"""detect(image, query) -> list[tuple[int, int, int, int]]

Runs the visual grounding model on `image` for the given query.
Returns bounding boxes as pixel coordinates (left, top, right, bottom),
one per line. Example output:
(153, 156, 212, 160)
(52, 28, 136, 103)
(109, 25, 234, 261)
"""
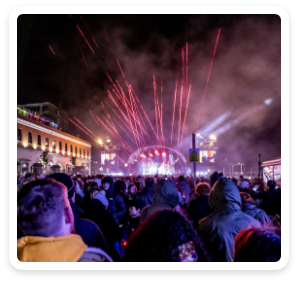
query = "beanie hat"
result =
(210, 171, 222, 188)
(91, 189, 109, 206)
(49, 173, 75, 199)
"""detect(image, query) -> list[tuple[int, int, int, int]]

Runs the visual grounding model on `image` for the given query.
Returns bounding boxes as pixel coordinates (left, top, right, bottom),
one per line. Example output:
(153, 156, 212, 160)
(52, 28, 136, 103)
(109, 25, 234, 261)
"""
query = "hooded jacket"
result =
(197, 177, 261, 262)
(135, 181, 155, 211)
(102, 177, 126, 224)
(176, 180, 191, 205)
(242, 203, 271, 226)
(139, 179, 179, 224)
(17, 234, 112, 262)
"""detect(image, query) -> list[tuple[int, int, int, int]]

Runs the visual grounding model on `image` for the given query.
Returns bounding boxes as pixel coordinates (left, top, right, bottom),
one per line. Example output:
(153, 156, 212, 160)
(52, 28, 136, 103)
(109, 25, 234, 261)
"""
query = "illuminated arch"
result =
(127, 145, 187, 164)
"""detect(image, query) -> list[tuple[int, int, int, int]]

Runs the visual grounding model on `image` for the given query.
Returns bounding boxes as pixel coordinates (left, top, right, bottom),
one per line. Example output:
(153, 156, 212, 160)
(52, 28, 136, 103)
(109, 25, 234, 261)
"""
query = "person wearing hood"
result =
(17, 179, 112, 262)
(176, 176, 191, 206)
(135, 177, 155, 211)
(240, 192, 271, 226)
(210, 171, 222, 188)
(139, 179, 180, 224)
(197, 177, 261, 262)
(102, 176, 127, 225)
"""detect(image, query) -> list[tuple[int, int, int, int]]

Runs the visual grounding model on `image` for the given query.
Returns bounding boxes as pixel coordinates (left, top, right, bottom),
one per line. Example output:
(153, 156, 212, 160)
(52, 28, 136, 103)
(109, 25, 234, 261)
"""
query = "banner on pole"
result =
(189, 149, 200, 162)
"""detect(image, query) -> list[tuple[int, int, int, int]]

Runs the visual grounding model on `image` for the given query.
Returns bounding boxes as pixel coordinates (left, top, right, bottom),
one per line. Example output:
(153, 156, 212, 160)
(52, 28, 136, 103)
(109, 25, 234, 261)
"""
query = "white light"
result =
(42, 146, 45, 151)
(33, 145, 37, 149)
(210, 134, 216, 141)
(124, 164, 128, 167)
(49, 148, 53, 152)
(23, 143, 27, 147)
(68, 152, 70, 156)
(264, 98, 272, 105)
(98, 139, 102, 145)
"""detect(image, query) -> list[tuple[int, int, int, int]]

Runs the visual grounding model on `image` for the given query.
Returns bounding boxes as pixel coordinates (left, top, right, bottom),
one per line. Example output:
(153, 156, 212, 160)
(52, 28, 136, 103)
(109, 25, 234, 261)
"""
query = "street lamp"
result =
(98, 139, 102, 146)
(238, 163, 245, 175)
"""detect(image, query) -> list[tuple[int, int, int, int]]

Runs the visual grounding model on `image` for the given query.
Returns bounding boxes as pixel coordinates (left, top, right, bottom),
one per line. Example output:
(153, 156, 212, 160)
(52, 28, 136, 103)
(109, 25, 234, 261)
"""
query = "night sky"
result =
(17, 14, 281, 170)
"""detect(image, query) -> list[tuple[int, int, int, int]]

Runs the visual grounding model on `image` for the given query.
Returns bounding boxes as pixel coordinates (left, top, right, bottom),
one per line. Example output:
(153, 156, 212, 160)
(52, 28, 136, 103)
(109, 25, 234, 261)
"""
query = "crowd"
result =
(17, 171, 281, 262)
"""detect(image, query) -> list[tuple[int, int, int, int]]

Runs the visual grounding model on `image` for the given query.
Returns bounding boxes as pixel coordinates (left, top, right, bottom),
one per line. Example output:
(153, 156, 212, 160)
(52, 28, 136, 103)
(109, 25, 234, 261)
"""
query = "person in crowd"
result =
(135, 175, 145, 192)
(114, 180, 130, 210)
(90, 187, 109, 209)
(188, 182, 212, 229)
(197, 177, 261, 262)
(135, 177, 155, 211)
(48, 173, 109, 253)
(17, 179, 112, 262)
(124, 210, 210, 262)
(139, 179, 180, 224)
(234, 227, 281, 262)
(240, 192, 270, 226)
(94, 174, 102, 188)
(176, 175, 191, 206)
(210, 171, 222, 188)
(237, 175, 244, 186)
(102, 176, 126, 225)
(251, 180, 281, 216)
(239, 179, 250, 193)
(127, 183, 137, 206)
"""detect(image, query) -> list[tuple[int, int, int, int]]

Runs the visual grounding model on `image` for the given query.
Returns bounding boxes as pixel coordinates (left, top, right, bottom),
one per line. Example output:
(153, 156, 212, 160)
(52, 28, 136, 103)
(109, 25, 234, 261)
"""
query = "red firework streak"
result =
(49, 45, 56, 55)
(177, 82, 184, 148)
(181, 80, 192, 140)
(67, 117, 97, 141)
(160, 81, 165, 150)
(76, 25, 95, 54)
(153, 76, 159, 145)
(73, 117, 98, 139)
(170, 77, 178, 147)
(195, 29, 221, 132)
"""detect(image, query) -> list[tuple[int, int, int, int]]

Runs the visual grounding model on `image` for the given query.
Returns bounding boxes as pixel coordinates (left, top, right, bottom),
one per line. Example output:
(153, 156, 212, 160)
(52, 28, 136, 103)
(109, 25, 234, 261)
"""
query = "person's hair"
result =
(25, 172, 32, 178)
(86, 181, 99, 192)
(267, 180, 276, 189)
(240, 192, 255, 206)
(145, 177, 154, 187)
(128, 183, 137, 193)
(96, 174, 101, 178)
(178, 175, 185, 182)
(114, 180, 126, 194)
(234, 227, 281, 262)
(240, 175, 244, 179)
(232, 178, 238, 185)
(195, 182, 211, 195)
(17, 179, 67, 237)
(124, 210, 210, 262)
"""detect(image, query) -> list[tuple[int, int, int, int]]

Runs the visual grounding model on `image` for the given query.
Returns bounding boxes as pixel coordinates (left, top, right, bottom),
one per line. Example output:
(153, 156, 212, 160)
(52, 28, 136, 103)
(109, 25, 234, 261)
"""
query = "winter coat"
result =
(251, 188, 281, 216)
(140, 179, 179, 224)
(176, 180, 191, 205)
(82, 199, 123, 251)
(103, 177, 127, 224)
(70, 201, 109, 254)
(135, 183, 155, 211)
(197, 177, 261, 262)
(17, 234, 113, 262)
(188, 195, 211, 229)
(242, 203, 271, 226)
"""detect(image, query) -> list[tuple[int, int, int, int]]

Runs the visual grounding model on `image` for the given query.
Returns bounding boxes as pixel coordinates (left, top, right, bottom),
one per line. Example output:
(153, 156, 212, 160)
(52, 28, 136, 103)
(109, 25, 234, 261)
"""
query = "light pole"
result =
(238, 163, 245, 175)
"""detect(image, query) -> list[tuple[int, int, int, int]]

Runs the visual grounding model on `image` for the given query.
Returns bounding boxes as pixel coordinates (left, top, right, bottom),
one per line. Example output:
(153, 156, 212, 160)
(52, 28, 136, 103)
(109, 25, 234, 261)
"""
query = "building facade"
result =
(17, 112, 91, 176)
(20, 102, 68, 133)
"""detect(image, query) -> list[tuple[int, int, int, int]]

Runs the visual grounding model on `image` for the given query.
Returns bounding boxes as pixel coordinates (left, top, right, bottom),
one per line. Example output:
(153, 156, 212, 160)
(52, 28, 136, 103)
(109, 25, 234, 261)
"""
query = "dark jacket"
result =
(103, 177, 127, 224)
(188, 195, 210, 229)
(140, 179, 179, 224)
(242, 203, 271, 225)
(135, 183, 155, 211)
(197, 177, 261, 262)
(70, 201, 109, 254)
(251, 188, 281, 216)
(81, 199, 123, 251)
(176, 180, 191, 205)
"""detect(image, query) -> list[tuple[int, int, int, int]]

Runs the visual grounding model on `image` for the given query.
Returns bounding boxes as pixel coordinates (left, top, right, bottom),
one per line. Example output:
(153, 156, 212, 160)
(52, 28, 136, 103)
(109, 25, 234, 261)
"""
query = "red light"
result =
(122, 240, 127, 246)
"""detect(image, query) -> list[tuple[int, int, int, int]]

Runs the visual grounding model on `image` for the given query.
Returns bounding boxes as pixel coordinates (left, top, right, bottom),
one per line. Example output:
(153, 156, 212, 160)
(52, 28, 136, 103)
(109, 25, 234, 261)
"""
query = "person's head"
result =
(209, 177, 241, 212)
(178, 175, 185, 182)
(234, 227, 281, 262)
(48, 173, 75, 202)
(114, 180, 126, 194)
(232, 178, 238, 185)
(153, 179, 179, 209)
(102, 176, 114, 191)
(24, 172, 32, 178)
(240, 192, 255, 206)
(128, 183, 137, 194)
(240, 175, 244, 180)
(210, 171, 222, 188)
(240, 180, 250, 190)
(17, 179, 74, 237)
(124, 210, 210, 262)
(195, 182, 211, 196)
(145, 177, 154, 188)
(86, 181, 99, 192)
(267, 180, 276, 190)
(136, 175, 143, 183)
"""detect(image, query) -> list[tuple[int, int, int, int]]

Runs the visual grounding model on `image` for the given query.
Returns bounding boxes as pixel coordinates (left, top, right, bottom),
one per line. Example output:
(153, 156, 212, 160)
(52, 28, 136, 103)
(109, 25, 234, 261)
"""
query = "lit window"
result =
(18, 129, 22, 141)
(28, 132, 32, 144)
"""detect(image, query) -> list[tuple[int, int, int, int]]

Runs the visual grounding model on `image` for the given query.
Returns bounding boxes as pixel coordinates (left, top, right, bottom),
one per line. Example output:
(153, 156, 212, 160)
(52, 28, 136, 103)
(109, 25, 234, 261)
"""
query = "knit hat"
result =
(49, 173, 75, 199)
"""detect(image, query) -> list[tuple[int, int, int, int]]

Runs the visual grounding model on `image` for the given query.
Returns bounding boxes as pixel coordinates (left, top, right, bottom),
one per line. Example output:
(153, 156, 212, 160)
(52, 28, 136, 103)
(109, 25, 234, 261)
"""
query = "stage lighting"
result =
(210, 134, 216, 140)
(162, 152, 166, 157)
